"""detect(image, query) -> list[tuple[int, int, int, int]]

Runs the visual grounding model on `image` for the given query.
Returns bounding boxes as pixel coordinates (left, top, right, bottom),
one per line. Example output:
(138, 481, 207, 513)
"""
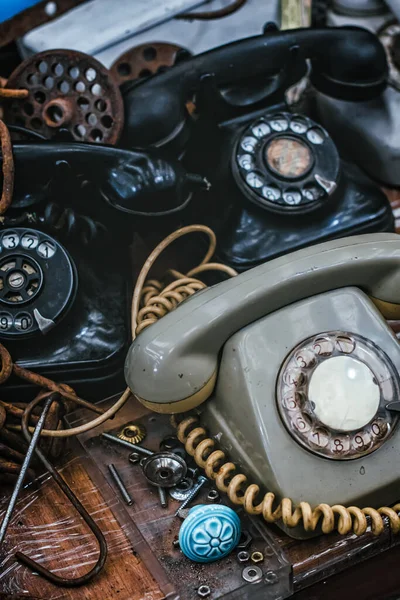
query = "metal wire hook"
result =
(15, 393, 108, 587)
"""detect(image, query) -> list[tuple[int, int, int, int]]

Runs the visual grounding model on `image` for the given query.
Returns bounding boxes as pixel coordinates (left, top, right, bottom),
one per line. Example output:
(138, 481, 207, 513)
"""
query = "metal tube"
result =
(101, 432, 153, 456)
(108, 464, 134, 506)
(0, 395, 53, 546)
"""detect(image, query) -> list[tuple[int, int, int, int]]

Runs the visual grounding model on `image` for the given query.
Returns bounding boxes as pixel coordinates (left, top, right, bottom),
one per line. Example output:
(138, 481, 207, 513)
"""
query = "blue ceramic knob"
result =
(179, 504, 241, 563)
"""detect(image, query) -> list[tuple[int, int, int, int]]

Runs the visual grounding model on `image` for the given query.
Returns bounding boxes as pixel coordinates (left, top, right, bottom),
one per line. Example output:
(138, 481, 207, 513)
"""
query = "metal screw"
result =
(197, 584, 211, 597)
(174, 475, 207, 516)
(158, 486, 168, 508)
(108, 464, 134, 506)
(172, 538, 180, 548)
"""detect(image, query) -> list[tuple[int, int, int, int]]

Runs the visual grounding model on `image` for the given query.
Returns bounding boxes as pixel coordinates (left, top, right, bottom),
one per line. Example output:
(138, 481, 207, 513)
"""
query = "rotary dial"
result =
(233, 112, 340, 213)
(276, 332, 399, 460)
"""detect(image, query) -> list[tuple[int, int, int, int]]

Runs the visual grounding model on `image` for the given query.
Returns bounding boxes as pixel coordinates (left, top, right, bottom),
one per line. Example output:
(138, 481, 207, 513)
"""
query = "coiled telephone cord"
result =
(175, 416, 400, 537)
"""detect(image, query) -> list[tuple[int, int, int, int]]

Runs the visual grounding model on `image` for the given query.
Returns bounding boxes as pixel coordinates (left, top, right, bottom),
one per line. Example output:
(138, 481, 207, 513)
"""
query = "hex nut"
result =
(207, 489, 220, 502)
(251, 551, 264, 563)
(237, 551, 250, 563)
(236, 530, 252, 550)
(128, 452, 141, 465)
(198, 584, 211, 597)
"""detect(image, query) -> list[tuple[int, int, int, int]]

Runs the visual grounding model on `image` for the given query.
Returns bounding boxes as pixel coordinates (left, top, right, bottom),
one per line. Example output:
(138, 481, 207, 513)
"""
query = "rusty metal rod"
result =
(0, 395, 53, 546)
(15, 394, 108, 587)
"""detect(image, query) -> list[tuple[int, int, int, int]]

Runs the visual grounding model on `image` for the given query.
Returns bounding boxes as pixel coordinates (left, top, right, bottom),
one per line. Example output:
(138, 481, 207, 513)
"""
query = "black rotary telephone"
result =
(0, 140, 207, 399)
(121, 26, 394, 270)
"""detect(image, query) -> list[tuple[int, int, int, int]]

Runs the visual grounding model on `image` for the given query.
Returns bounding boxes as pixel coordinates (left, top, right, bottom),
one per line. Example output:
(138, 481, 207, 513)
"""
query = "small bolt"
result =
(172, 538, 180, 548)
(251, 551, 264, 563)
(129, 452, 141, 465)
(174, 476, 207, 516)
(158, 486, 168, 508)
(197, 584, 211, 598)
(237, 551, 250, 563)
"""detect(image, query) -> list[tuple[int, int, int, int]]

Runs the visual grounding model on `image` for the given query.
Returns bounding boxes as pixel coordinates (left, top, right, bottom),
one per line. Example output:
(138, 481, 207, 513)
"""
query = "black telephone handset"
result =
(119, 26, 394, 270)
(0, 141, 207, 399)
(121, 26, 387, 152)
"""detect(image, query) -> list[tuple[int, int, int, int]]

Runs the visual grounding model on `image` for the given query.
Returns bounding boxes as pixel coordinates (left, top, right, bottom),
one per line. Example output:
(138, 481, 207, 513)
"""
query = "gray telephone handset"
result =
(125, 233, 400, 537)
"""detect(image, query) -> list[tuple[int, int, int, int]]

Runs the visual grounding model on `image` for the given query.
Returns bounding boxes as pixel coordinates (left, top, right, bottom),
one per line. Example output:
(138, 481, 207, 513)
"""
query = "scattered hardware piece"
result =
(197, 584, 211, 598)
(102, 432, 153, 456)
(118, 422, 146, 444)
(237, 551, 250, 563)
(207, 489, 220, 503)
(160, 436, 182, 452)
(175, 475, 207, 516)
(142, 452, 187, 488)
(265, 571, 278, 585)
(4, 49, 124, 144)
(111, 43, 191, 86)
(169, 477, 194, 501)
(179, 505, 241, 563)
(176, 507, 190, 520)
(158, 486, 168, 508)
(0, 394, 53, 545)
(251, 551, 264, 564)
(236, 530, 253, 550)
(129, 452, 141, 465)
(172, 538, 180, 548)
(16, 394, 107, 587)
(108, 463, 134, 506)
(242, 565, 263, 583)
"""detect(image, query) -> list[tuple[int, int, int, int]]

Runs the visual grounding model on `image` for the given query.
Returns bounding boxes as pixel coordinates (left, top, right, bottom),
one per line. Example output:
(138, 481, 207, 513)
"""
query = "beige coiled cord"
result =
(133, 225, 400, 537)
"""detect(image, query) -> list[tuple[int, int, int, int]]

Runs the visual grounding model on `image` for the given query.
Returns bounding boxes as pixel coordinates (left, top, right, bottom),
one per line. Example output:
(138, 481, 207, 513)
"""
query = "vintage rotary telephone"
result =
(314, 1, 400, 186)
(125, 233, 400, 539)
(121, 26, 394, 269)
(0, 139, 207, 398)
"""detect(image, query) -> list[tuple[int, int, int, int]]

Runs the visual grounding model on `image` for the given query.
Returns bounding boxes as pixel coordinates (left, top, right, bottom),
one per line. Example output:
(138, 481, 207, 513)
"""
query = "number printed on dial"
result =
(2, 233, 20, 249)
(21, 233, 39, 249)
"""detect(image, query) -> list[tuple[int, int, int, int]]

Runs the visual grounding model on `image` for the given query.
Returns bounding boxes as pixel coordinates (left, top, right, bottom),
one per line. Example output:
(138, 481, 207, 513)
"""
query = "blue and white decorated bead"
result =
(179, 504, 241, 563)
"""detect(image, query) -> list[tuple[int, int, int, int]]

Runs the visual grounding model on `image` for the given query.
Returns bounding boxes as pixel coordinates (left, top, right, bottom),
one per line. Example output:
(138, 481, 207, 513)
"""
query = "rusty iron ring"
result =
(0, 119, 14, 215)
(4, 49, 124, 145)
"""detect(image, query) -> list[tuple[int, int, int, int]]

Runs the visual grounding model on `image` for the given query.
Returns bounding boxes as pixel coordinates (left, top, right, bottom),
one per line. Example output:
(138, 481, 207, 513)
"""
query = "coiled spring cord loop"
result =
(175, 416, 400, 536)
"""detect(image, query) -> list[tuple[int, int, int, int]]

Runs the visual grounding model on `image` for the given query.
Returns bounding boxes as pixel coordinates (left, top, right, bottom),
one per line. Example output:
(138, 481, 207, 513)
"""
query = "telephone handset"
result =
(125, 233, 400, 537)
(121, 26, 387, 152)
(0, 141, 206, 400)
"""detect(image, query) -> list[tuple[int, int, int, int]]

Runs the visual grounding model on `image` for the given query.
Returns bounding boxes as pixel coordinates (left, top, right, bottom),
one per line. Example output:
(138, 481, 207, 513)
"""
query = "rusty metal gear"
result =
(4, 49, 124, 145)
(111, 42, 191, 86)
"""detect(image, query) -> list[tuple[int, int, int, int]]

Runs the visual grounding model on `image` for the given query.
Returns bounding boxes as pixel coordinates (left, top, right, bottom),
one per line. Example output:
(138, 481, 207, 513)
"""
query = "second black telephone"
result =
(121, 26, 394, 269)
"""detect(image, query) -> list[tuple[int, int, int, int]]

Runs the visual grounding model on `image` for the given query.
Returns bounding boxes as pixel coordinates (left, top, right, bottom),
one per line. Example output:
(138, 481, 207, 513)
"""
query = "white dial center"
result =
(308, 356, 380, 432)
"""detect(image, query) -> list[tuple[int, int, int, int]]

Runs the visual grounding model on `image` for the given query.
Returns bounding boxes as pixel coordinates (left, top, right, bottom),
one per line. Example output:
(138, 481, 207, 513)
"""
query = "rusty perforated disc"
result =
(4, 49, 124, 145)
(111, 42, 191, 85)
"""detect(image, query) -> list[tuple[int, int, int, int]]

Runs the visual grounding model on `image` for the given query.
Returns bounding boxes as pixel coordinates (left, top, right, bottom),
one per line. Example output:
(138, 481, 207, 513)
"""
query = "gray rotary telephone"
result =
(125, 234, 400, 538)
